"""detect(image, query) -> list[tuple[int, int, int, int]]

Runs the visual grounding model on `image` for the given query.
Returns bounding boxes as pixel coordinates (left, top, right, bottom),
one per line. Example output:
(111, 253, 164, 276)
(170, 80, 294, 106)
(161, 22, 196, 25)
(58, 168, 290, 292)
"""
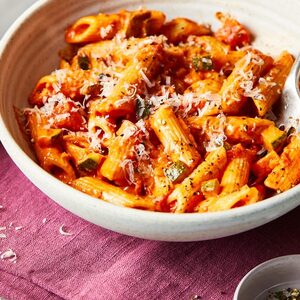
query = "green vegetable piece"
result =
(192, 56, 213, 72)
(164, 161, 187, 183)
(202, 180, 217, 193)
(78, 56, 90, 70)
(136, 97, 150, 119)
(78, 153, 101, 171)
(271, 132, 287, 150)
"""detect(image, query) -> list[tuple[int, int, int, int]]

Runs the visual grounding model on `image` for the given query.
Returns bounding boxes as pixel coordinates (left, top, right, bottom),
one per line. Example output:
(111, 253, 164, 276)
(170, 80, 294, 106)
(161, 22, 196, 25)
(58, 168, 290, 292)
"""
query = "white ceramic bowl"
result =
(0, 0, 300, 241)
(234, 255, 300, 300)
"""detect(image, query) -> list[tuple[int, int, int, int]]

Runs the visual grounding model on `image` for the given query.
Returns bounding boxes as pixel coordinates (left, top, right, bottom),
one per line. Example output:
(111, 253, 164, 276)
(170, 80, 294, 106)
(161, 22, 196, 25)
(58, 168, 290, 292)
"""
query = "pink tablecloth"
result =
(0, 144, 299, 300)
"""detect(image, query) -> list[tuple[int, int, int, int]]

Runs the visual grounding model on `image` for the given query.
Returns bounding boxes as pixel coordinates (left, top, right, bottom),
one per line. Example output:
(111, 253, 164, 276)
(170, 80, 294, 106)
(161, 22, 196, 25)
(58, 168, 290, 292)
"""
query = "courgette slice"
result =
(164, 161, 188, 183)
(78, 153, 102, 171)
(261, 125, 287, 151)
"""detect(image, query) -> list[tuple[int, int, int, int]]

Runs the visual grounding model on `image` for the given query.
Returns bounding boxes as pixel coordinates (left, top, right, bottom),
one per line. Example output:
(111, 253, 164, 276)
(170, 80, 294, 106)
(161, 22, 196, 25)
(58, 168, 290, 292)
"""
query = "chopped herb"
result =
(136, 97, 150, 119)
(78, 153, 101, 171)
(192, 56, 213, 72)
(78, 56, 90, 70)
(268, 288, 300, 300)
(164, 161, 187, 183)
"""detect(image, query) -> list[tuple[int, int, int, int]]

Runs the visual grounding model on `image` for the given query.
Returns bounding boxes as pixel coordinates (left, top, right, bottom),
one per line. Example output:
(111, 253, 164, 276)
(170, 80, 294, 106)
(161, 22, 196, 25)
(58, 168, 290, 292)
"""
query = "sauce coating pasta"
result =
(21, 9, 299, 213)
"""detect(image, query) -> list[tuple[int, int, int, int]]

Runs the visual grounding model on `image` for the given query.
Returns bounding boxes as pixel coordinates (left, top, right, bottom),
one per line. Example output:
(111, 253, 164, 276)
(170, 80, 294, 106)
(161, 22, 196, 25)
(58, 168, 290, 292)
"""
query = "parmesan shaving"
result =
(165, 76, 171, 85)
(59, 225, 73, 236)
(120, 159, 136, 185)
(139, 69, 155, 88)
(100, 24, 113, 38)
(1, 249, 17, 263)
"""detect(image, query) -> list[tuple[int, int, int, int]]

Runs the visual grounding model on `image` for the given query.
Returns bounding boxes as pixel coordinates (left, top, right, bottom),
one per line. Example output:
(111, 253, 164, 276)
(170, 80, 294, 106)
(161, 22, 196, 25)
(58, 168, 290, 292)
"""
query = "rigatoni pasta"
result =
(20, 8, 298, 214)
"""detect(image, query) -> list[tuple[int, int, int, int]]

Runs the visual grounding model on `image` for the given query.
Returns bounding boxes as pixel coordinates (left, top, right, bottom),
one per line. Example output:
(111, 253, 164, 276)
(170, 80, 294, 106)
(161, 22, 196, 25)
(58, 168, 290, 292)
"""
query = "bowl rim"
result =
(0, 0, 300, 227)
(233, 254, 300, 300)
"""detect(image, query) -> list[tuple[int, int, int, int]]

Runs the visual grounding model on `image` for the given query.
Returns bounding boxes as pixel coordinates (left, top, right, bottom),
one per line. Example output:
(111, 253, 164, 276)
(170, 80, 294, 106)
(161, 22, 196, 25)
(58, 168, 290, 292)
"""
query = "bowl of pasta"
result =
(0, 0, 300, 241)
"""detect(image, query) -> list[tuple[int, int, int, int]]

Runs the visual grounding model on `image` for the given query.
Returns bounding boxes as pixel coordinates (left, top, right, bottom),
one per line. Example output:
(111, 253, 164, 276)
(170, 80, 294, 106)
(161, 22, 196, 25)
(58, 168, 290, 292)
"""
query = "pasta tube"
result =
(150, 105, 201, 169)
(167, 147, 227, 213)
(161, 18, 211, 44)
(252, 51, 294, 116)
(95, 44, 163, 116)
(72, 177, 156, 210)
(66, 14, 121, 43)
(187, 116, 274, 144)
(198, 185, 260, 212)
(220, 50, 273, 114)
(100, 120, 139, 186)
(220, 145, 251, 194)
(252, 150, 280, 180)
(27, 112, 75, 183)
(265, 135, 300, 192)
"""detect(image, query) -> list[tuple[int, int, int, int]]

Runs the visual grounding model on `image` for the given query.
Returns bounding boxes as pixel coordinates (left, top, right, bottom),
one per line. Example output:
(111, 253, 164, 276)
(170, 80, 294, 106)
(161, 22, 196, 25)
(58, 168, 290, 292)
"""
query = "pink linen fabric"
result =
(0, 144, 300, 300)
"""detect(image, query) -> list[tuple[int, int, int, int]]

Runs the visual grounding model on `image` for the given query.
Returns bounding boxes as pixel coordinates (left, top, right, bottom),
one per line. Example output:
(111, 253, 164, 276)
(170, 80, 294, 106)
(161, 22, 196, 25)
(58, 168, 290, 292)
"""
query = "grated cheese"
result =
(0, 249, 17, 263)
(165, 76, 171, 85)
(99, 74, 118, 98)
(120, 159, 136, 185)
(139, 69, 155, 88)
(59, 225, 73, 236)
(100, 24, 113, 39)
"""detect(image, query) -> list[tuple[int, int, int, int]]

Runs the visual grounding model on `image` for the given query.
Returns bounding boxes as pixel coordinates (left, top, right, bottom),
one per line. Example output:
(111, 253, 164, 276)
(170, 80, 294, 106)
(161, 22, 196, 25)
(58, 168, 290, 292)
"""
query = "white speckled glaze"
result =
(234, 255, 300, 300)
(0, 0, 299, 241)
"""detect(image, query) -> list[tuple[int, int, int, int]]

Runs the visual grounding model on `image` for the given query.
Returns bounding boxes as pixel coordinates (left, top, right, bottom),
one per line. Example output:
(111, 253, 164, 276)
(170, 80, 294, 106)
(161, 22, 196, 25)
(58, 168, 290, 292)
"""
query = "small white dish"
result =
(0, 0, 300, 241)
(234, 255, 300, 300)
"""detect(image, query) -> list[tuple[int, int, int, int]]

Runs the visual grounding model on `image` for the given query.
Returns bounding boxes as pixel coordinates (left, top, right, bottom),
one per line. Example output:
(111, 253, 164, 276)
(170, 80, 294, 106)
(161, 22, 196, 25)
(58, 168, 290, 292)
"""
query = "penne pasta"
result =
(198, 185, 260, 212)
(21, 9, 299, 213)
(220, 144, 252, 194)
(100, 120, 139, 186)
(95, 44, 163, 116)
(252, 51, 295, 116)
(220, 50, 273, 114)
(187, 116, 274, 144)
(161, 18, 211, 44)
(150, 105, 201, 170)
(27, 112, 75, 183)
(72, 177, 156, 210)
(252, 150, 280, 180)
(167, 147, 227, 213)
(265, 135, 300, 192)
(66, 14, 121, 44)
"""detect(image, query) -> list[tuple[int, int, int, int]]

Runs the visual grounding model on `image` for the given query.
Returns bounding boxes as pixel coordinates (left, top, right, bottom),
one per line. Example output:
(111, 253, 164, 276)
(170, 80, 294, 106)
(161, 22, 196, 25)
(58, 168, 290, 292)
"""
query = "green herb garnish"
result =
(164, 161, 187, 183)
(78, 56, 90, 70)
(192, 56, 213, 72)
(136, 97, 150, 119)
(268, 288, 300, 300)
(78, 153, 101, 171)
